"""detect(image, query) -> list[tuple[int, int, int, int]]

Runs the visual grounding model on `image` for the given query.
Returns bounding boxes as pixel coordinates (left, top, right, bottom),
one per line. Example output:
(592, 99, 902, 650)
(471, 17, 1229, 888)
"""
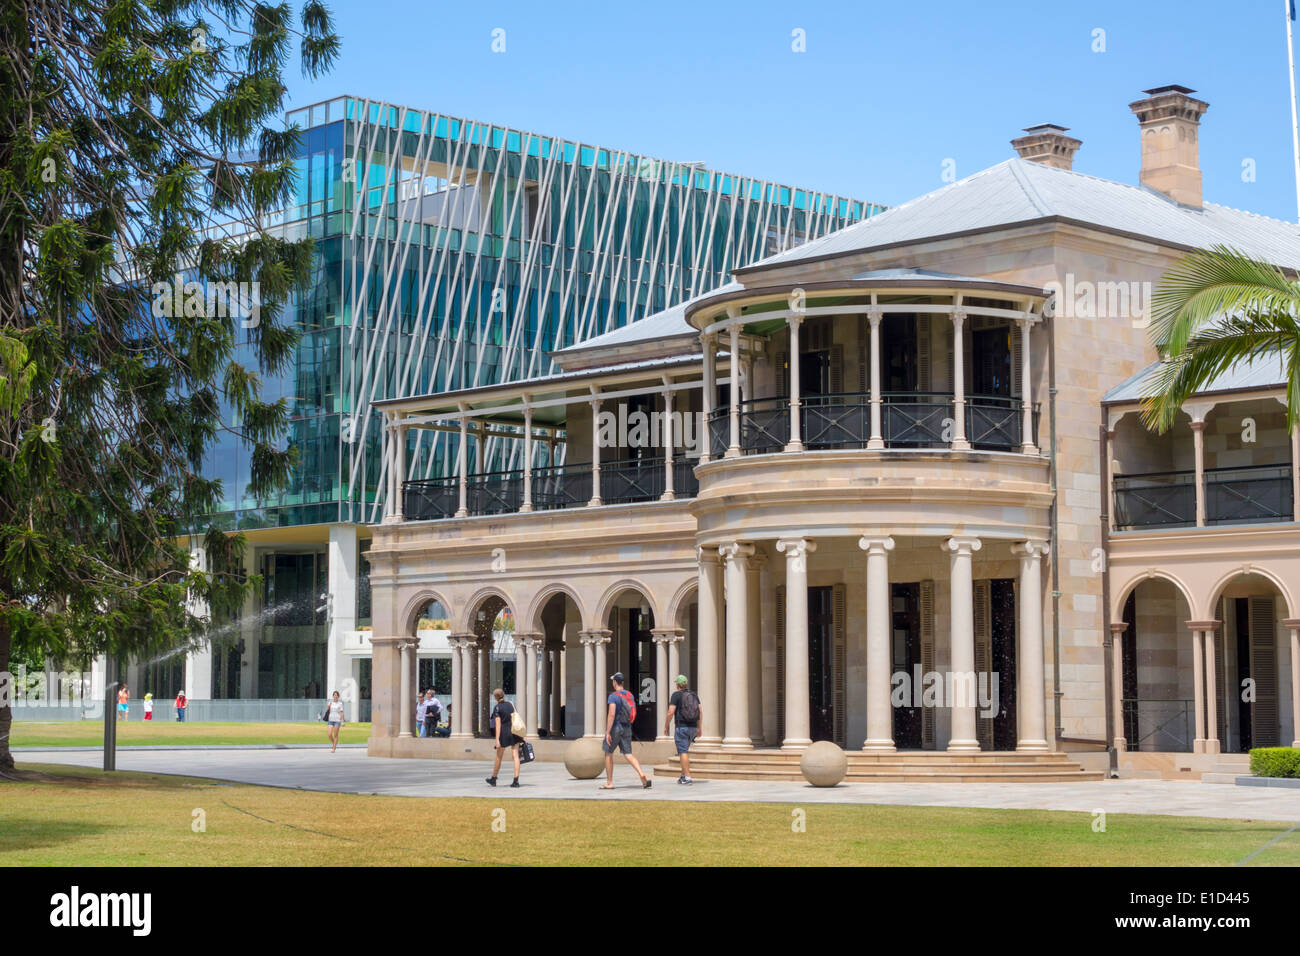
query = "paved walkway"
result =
(19, 748, 1300, 822)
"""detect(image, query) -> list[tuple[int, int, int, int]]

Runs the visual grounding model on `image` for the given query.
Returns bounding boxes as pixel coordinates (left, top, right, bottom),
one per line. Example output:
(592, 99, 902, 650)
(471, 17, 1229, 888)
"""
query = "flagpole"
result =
(1287, 0, 1300, 221)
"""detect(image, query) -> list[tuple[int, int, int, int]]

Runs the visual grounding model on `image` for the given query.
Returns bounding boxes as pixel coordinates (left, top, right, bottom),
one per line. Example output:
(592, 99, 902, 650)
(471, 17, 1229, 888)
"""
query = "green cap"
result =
(675, 675, 688, 686)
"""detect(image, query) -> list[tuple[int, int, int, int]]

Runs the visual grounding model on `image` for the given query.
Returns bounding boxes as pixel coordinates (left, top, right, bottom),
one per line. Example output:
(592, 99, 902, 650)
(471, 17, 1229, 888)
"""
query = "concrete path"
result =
(18, 748, 1300, 822)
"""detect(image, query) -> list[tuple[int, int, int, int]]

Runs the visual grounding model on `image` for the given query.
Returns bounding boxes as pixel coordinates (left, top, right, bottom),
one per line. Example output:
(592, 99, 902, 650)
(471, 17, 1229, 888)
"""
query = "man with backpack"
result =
(663, 675, 701, 785)
(422, 689, 443, 738)
(600, 672, 652, 790)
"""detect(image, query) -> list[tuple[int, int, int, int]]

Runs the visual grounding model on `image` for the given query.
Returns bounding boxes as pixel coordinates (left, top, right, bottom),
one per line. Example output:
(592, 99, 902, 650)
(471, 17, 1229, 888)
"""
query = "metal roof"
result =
(1103, 354, 1289, 404)
(552, 282, 742, 355)
(737, 158, 1300, 273)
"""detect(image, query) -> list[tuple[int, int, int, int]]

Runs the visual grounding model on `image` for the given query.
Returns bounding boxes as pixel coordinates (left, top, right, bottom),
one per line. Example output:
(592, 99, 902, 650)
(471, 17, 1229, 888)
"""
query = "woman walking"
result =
(486, 688, 521, 788)
(325, 690, 345, 753)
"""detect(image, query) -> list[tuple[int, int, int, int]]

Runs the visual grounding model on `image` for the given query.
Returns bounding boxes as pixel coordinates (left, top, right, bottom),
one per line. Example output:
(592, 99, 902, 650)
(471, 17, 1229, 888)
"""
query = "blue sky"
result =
(283, 0, 1300, 222)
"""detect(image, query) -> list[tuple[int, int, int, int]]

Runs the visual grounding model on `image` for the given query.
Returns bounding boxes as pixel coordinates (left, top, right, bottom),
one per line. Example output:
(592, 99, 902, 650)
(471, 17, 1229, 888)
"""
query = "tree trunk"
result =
(0, 616, 13, 770)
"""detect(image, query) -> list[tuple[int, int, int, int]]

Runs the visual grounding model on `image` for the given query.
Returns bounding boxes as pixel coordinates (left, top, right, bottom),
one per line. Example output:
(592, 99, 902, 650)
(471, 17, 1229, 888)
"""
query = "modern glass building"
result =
(166, 95, 881, 714)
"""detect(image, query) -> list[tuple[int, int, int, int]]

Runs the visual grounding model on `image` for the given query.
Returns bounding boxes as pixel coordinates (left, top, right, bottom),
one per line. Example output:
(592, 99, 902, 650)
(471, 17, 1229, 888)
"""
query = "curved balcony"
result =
(707, 392, 1039, 457)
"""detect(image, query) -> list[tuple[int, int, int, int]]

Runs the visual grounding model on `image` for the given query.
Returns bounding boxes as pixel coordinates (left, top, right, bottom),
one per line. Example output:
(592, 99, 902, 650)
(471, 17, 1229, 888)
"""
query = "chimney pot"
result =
(1129, 85, 1209, 207)
(1010, 124, 1082, 170)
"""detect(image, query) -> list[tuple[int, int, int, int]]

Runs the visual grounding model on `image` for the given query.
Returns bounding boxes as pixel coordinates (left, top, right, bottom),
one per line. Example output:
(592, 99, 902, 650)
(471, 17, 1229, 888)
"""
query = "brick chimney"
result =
(1010, 124, 1082, 170)
(1128, 85, 1210, 207)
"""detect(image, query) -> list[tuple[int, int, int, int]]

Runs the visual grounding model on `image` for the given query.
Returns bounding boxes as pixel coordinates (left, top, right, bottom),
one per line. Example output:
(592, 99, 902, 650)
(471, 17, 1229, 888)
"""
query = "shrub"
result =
(1249, 747, 1300, 778)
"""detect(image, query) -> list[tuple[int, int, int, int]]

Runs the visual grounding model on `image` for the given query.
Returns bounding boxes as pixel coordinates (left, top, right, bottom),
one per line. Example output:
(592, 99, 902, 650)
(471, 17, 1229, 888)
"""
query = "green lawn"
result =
(2, 762, 1297, 866)
(9, 721, 371, 748)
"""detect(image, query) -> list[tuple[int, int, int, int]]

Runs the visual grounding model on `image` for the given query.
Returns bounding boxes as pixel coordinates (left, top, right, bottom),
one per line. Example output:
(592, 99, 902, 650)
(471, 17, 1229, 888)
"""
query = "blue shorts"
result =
(674, 725, 697, 754)
(328, 720, 341, 727)
(602, 723, 633, 755)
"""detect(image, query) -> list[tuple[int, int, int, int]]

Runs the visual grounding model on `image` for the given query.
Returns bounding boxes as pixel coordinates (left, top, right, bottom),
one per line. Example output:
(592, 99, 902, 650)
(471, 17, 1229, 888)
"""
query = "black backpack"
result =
(678, 691, 700, 724)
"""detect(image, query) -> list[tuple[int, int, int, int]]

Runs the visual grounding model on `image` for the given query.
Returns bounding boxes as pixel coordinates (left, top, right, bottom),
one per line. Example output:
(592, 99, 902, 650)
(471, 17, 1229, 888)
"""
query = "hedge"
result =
(1249, 747, 1300, 778)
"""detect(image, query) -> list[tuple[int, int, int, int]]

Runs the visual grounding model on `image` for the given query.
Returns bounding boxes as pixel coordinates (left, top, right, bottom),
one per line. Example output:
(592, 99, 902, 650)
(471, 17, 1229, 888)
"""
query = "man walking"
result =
(663, 674, 701, 784)
(422, 689, 442, 738)
(599, 672, 651, 790)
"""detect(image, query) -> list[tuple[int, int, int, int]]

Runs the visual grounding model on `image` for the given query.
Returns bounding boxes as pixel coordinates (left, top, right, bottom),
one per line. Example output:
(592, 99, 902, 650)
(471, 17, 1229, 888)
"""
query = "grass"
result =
(9, 721, 372, 748)
(2, 762, 1298, 866)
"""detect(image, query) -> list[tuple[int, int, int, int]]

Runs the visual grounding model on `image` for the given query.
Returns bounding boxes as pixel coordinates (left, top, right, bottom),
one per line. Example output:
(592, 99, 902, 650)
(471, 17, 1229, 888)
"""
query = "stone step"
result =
(686, 749, 1078, 765)
(656, 749, 1103, 783)
(654, 764, 1107, 783)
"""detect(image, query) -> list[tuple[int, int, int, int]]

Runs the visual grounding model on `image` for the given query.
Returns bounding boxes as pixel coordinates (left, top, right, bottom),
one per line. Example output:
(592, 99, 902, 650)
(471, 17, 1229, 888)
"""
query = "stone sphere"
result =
(800, 741, 848, 787)
(564, 737, 606, 779)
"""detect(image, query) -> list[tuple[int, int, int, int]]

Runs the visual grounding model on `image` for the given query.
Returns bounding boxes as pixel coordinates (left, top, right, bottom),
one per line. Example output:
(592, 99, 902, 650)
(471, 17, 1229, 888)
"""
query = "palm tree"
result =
(1142, 245, 1300, 433)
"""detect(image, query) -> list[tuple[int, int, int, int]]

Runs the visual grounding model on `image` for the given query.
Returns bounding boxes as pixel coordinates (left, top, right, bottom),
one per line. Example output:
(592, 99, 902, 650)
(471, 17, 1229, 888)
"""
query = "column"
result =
(592, 629, 611, 732)
(524, 633, 540, 736)
(589, 396, 603, 506)
(726, 314, 742, 458)
(696, 546, 723, 746)
(184, 541, 212, 701)
(950, 310, 970, 451)
(449, 638, 464, 737)
(859, 535, 895, 751)
(549, 643, 562, 735)
(867, 308, 884, 449)
(661, 386, 675, 500)
(1018, 318, 1037, 454)
(1191, 419, 1207, 527)
(477, 639, 489, 735)
(539, 641, 551, 734)
(746, 552, 764, 745)
(1105, 424, 1117, 533)
(944, 535, 982, 751)
(327, 524, 359, 722)
(652, 631, 670, 741)
(514, 638, 527, 731)
(785, 315, 804, 453)
(1109, 622, 1128, 752)
(1286, 619, 1300, 748)
(368, 636, 402, 738)
(775, 537, 815, 750)
(667, 632, 682, 684)
(394, 423, 407, 520)
(701, 332, 715, 464)
(465, 637, 478, 736)
(581, 632, 596, 737)
(720, 542, 755, 749)
(399, 640, 415, 737)
(455, 416, 469, 517)
(520, 404, 534, 512)
(1204, 624, 1220, 755)
(1291, 425, 1300, 520)
(1011, 540, 1050, 751)
(1191, 627, 1206, 753)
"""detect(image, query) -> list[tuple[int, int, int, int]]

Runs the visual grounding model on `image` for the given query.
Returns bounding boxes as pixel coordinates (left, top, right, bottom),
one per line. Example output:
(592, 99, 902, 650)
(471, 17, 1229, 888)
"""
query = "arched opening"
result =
(409, 597, 451, 734)
(602, 585, 659, 741)
(465, 593, 516, 738)
(1207, 573, 1291, 751)
(534, 590, 582, 738)
(1118, 578, 1196, 752)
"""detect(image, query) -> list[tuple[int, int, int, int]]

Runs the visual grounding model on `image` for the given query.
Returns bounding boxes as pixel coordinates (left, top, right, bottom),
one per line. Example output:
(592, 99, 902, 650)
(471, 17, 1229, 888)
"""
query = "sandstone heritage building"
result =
(366, 87, 1300, 780)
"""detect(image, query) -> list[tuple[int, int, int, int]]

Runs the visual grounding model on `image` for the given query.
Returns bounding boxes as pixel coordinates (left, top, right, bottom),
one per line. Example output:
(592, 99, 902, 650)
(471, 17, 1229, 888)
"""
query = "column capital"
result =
(696, 545, 723, 565)
(866, 307, 883, 327)
(514, 631, 543, 649)
(775, 537, 817, 559)
(951, 308, 967, 328)
(1010, 539, 1050, 560)
(579, 628, 612, 646)
(1182, 400, 1215, 424)
(786, 312, 804, 330)
(1283, 618, 1300, 630)
(718, 541, 756, 562)
(650, 626, 686, 644)
(941, 535, 982, 556)
(857, 535, 895, 555)
(1109, 621, 1130, 635)
(449, 633, 477, 650)
(1188, 419, 1206, 433)
(1015, 315, 1033, 331)
(1185, 620, 1221, 632)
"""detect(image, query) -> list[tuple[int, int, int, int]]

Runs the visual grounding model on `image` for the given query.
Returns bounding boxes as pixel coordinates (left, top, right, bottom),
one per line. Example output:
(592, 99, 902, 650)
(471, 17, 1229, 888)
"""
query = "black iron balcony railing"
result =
(1114, 463, 1294, 530)
(1122, 698, 1193, 753)
(401, 456, 699, 520)
(1206, 464, 1294, 525)
(706, 392, 1039, 457)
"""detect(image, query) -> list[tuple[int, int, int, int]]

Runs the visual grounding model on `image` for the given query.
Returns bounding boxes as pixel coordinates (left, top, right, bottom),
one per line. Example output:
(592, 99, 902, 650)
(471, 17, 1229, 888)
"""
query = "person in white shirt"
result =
(326, 690, 345, 752)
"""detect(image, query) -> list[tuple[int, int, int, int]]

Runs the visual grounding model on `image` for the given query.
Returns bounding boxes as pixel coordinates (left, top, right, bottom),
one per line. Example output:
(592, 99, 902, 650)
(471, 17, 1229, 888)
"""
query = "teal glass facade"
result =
(205, 96, 881, 530)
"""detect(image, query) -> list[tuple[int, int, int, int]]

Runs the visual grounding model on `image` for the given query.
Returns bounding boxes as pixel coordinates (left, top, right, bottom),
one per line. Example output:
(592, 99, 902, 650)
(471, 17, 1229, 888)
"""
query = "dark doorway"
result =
(799, 349, 832, 398)
(1121, 591, 1138, 744)
(989, 579, 1018, 750)
(626, 607, 657, 741)
(970, 326, 1012, 398)
(1235, 597, 1253, 752)
(881, 315, 918, 393)
(892, 582, 923, 749)
(809, 586, 835, 742)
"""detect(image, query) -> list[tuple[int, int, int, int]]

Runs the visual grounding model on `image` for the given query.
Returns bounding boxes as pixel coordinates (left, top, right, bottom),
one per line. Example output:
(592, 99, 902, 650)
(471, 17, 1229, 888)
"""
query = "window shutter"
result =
(974, 579, 993, 751)
(775, 585, 786, 742)
(830, 344, 844, 396)
(833, 583, 847, 746)
(858, 345, 869, 395)
(1249, 595, 1279, 747)
(1010, 324, 1022, 399)
(917, 316, 932, 392)
(920, 580, 936, 749)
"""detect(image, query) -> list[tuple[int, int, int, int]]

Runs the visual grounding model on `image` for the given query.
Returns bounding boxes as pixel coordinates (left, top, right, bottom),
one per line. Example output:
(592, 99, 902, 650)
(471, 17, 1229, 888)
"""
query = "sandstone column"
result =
(653, 630, 670, 741)
(776, 537, 815, 750)
(1286, 619, 1300, 748)
(1203, 623, 1220, 755)
(581, 632, 596, 737)
(726, 314, 742, 458)
(1018, 318, 1038, 455)
(867, 307, 884, 449)
(1109, 622, 1128, 752)
(859, 535, 896, 751)
(746, 551, 764, 745)
(720, 542, 756, 750)
(398, 639, 415, 738)
(1191, 627, 1206, 753)
(550, 641, 563, 735)
(786, 315, 805, 453)
(1012, 540, 1050, 751)
(696, 546, 724, 746)
(944, 535, 982, 751)
(949, 310, 970, 451)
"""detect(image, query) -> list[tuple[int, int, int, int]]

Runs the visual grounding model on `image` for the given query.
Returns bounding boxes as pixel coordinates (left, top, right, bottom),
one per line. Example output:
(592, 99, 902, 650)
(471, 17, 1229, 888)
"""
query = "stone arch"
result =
(1110, 569, 1196, 623)
(666, 577, 699, 630)
(401, 589, 454, 636)
(593, 578, 662, 629)
(1204, 566, 1296, 622)
(457, 584, 518, 635)
(523, 582, 587, 636)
